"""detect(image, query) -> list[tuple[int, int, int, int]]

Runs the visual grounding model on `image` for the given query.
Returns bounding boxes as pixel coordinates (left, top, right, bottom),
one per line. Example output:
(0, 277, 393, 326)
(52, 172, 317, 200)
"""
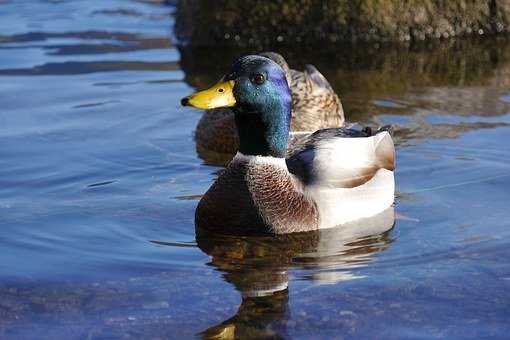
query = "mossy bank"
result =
(175, 0, 510, 46)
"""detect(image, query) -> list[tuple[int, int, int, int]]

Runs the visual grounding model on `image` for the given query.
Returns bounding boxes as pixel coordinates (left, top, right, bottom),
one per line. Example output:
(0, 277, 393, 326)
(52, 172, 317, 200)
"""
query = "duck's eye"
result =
(251, 73, 265, 85)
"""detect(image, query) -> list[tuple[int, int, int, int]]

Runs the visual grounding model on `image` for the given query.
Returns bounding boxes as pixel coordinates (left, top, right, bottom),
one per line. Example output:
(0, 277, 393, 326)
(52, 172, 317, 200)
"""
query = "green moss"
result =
(175, 0, 510, 46)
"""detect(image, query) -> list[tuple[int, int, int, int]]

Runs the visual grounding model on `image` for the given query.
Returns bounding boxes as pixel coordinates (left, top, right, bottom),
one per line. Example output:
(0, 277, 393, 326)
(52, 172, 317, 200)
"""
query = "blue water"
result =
(1, 1, 510, 339)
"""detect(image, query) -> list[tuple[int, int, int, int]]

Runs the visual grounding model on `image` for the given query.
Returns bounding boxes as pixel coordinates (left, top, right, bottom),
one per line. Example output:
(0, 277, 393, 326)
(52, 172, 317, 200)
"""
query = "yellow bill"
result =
(181, 80, 236, 109)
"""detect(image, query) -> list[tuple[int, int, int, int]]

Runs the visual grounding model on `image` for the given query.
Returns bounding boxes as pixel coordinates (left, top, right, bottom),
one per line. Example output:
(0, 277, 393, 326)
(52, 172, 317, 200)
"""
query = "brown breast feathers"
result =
(196, 160, 319, 235)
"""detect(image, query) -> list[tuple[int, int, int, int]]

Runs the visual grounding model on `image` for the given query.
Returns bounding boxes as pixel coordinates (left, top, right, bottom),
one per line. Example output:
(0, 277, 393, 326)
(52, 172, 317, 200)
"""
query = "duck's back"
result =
(288, 66, 344, 131)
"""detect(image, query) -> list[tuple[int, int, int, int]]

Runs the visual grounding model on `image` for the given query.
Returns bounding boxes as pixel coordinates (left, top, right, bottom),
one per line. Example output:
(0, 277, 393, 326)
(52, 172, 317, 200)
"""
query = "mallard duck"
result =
(181, 55, 395, 235)
(194, 52, 344, 158)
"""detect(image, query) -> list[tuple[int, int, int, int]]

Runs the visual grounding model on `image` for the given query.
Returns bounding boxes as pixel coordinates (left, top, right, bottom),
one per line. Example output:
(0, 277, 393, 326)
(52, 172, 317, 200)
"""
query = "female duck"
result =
(194, 52, 344, 157)
(182, 55, 395, 235)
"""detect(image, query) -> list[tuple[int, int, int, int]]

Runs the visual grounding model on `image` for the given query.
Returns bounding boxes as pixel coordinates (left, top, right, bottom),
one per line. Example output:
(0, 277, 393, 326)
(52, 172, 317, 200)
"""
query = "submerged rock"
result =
(175, 0, 510, 46)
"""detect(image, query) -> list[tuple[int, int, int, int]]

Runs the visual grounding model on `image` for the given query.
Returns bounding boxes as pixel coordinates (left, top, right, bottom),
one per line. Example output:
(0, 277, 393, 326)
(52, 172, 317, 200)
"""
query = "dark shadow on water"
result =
(178, 38, 510, 118)
(179, 38, 510, 165)
(196, 208, 396, 339)
(179, 38, 510, 90)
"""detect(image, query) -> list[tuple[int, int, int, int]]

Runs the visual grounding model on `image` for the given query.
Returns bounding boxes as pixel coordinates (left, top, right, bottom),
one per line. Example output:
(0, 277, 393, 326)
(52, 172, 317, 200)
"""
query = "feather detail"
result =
(198, 128, 396, 233)
(286, 127, 396, 229)
(197, 154, 319, 234)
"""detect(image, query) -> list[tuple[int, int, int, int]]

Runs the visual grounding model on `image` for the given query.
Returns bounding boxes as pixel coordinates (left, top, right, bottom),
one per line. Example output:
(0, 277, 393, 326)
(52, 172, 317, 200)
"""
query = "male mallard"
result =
(181, 55, 395, 235)
(194, 52, 344, 157)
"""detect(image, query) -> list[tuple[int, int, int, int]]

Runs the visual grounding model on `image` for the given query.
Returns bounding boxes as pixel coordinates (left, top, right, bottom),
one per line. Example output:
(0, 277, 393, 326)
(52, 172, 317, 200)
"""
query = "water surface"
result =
(1, 1, 510, 339)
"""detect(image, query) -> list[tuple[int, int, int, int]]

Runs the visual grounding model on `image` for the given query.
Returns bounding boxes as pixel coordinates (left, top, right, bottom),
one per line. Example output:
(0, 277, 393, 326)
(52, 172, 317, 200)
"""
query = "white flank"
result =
(309, 132, 391, 186)
(233, 132, 395, 229)
(303, 131, 395, 228)
(306, 168, 395, 229)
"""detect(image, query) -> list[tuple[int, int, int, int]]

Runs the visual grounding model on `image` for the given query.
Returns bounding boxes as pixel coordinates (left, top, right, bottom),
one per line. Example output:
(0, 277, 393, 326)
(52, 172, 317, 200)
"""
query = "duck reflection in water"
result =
(196, 207, 395, 339)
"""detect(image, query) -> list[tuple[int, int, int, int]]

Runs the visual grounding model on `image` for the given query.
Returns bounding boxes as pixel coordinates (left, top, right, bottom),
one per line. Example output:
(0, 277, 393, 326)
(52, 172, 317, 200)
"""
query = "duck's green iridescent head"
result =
(182, 55, 292, 158)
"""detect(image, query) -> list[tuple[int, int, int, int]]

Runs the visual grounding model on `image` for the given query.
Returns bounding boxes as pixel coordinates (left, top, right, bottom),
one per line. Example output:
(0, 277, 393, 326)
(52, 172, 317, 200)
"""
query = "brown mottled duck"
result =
(194, 52, 344, 162)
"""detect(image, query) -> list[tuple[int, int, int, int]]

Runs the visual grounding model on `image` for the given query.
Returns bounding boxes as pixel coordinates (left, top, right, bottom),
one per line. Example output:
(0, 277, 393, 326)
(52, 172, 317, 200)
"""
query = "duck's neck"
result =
(234, 105, 290, 158)
(233, 152, 288, 169)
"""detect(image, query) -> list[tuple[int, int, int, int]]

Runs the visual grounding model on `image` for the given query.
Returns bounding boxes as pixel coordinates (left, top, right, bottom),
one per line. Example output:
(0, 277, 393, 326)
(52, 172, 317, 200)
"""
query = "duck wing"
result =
(286, 126, 395, 188)
(286, 126, 395, 228)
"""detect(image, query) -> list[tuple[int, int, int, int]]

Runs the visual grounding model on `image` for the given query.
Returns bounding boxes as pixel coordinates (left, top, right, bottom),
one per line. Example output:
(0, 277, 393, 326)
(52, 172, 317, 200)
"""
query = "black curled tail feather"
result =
(361, 125, 394, 137)
(376, 125, 394, 136)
